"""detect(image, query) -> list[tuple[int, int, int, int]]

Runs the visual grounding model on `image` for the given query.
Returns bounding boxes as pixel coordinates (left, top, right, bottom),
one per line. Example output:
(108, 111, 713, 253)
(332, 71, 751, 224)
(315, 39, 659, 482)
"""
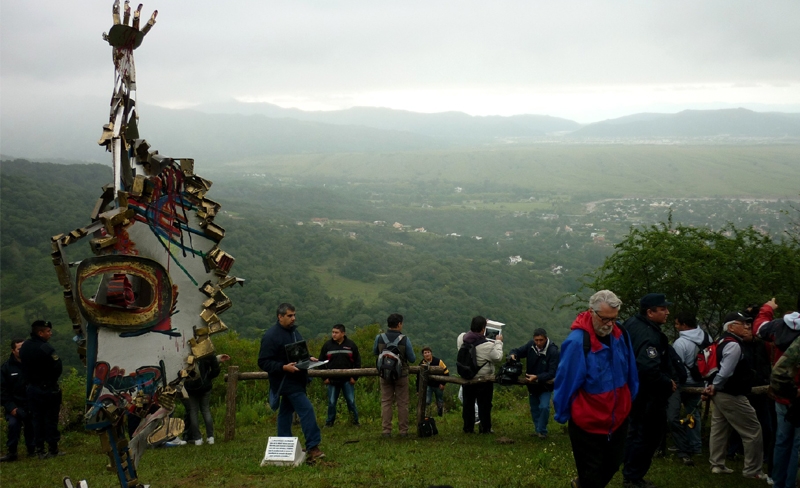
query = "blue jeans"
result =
(426, 386, 444, 406)
(326, 382, 359, 424)
(773, 402, 800, 488)
(184, 390, 214, 441)
(528, 390, 552, 435)
(277, 390, 321, 449)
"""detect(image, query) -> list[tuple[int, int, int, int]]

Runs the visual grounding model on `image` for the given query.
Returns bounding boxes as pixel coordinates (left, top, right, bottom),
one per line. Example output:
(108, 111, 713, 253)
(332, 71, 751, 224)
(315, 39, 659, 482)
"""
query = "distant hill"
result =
(193, 100, 583, 141)
(569, 108, 800, 139)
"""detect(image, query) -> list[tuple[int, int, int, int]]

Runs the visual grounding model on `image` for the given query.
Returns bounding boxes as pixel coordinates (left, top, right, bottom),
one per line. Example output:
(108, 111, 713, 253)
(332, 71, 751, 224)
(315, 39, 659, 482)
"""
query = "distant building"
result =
(508, 256, 522, 265)
(414, 227, 427, 233)
(392, 222, 404, 229)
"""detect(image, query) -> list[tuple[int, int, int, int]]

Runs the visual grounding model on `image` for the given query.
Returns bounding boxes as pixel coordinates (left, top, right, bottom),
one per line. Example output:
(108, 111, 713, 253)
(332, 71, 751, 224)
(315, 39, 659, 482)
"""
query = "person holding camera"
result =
(456, 316, 503, 434)
(0, 339, 35, 462)
(510, 328, 560, 439)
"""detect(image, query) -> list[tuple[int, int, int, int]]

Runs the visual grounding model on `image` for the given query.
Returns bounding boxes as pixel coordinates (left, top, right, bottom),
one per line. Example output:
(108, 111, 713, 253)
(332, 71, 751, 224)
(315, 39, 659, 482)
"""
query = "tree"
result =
(583, 218, 800, 338)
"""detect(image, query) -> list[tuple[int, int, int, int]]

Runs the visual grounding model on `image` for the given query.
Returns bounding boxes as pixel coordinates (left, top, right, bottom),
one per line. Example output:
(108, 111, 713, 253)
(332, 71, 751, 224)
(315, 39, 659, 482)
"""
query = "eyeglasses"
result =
(592, 309, 618, 324)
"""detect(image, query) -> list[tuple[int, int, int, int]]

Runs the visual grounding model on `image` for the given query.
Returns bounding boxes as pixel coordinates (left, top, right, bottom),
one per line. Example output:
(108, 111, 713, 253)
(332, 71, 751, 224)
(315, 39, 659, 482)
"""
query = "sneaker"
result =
(165, 439, 187, 447)
(437, 406, 443, 417)
(744, 473, 772, 483)
(623, 479, 656, 488)
(306, 446, 325, 462)
(324, 422, 334, 427)
(679, 456, 695, 466)
(206, 437, 214, 445)
(381, 433, 391, 438)
(193, 439, 203, 446)
(667, 447, 679, 452)
(537, 433, 548, 439)
(711, 466, 734, 474)
(0, 453, 18, 462)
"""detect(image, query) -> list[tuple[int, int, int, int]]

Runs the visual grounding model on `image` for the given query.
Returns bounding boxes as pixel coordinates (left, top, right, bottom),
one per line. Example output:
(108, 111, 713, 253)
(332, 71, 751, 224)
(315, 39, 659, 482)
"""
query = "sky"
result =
(2, 0, 800, 124)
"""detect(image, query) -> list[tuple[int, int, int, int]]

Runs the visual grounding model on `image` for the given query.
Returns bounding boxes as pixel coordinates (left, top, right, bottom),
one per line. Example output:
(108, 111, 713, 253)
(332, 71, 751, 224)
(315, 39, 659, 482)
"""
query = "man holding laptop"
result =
(258, 303, 326, 462)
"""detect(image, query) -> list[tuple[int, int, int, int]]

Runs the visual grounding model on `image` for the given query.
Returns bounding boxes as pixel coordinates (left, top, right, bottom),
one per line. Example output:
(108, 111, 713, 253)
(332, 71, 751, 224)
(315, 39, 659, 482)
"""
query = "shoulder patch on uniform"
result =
(51, 354, 59, 361)
(646, 347, 658, 359)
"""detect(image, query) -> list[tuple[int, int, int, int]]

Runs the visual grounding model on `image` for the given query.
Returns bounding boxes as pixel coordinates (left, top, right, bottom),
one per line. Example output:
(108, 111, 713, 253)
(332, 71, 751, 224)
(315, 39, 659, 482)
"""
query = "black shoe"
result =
(437, 406, 443, 417)
(0, 453, 18, 462)
(324, 422, 334, 427)
(680, 456, 695, 466)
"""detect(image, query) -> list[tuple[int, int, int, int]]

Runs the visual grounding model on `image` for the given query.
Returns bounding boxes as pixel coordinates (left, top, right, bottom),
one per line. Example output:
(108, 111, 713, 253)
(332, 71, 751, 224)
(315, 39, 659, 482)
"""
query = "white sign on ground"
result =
(261, 437, 305, 467)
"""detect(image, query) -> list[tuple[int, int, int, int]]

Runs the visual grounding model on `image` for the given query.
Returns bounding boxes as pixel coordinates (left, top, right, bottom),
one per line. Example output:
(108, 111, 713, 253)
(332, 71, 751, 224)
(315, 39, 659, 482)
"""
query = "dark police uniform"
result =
(0, 353, 35, 459)
(622, 312, 676, 484)
(19, 332, 63, 456)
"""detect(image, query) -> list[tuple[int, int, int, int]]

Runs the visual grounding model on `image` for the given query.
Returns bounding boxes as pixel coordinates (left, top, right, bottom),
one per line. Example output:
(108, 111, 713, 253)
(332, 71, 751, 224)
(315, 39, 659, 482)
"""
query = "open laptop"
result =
(285, 341, 328, 370)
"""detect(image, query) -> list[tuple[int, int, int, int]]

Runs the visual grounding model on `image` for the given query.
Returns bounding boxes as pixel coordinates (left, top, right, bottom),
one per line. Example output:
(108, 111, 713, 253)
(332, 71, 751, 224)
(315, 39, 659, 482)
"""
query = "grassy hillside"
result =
(218, 144, 800, 199)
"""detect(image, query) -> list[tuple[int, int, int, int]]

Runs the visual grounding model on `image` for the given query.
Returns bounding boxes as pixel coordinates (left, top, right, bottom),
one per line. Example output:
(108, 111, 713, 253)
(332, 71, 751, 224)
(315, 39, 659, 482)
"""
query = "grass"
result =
(0, 394, 769, 488)
(310, 266, 390, 305)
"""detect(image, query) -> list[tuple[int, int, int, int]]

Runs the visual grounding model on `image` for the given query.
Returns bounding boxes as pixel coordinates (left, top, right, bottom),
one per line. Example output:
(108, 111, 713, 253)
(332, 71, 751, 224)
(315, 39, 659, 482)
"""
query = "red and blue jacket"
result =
(553, 311, 639, 435)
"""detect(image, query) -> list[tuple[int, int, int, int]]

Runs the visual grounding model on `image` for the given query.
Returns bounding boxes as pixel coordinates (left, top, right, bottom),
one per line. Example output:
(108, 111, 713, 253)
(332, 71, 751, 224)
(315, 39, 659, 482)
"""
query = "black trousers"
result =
(462, 382, 494, 433)
(569, 419, 628, 488)
(5, 410, 34, 455)
(27, 385, 61, 452)
(623, 394, 668, 481)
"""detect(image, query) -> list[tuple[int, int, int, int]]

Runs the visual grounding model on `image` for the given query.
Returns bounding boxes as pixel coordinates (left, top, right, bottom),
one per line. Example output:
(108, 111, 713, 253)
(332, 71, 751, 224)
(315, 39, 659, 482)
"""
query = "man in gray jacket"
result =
(667, 312, 709, 466)
(456, 316, 503, 434)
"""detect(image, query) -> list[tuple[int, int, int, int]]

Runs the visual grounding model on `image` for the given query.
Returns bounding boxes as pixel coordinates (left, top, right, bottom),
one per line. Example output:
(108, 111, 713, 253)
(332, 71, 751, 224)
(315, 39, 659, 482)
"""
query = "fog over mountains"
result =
(2, 100, 799, 164)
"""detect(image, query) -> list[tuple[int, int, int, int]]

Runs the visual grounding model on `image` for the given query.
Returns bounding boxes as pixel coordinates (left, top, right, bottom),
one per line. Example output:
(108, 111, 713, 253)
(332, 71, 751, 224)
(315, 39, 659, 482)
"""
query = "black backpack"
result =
(418, 417, 438, 437)
(376, 333, 404, 381)
(496, 358, 523, 386)
(456, 339, 487, 379)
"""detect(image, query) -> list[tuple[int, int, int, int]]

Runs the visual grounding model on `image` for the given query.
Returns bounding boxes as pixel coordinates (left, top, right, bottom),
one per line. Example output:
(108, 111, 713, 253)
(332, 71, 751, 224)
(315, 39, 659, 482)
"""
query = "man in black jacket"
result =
(319, 324, 361, 427)
(19, 320, 63, 459)
(258, 303, 324, 462)
(0, 339, 35, 462)
(510, 328, 559, 438)
(622, 294, 677, 488)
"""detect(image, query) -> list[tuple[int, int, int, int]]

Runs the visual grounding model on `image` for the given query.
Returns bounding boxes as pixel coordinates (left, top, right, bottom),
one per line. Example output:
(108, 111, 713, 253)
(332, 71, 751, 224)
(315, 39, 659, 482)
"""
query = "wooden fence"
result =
(222, 365, 769, 441)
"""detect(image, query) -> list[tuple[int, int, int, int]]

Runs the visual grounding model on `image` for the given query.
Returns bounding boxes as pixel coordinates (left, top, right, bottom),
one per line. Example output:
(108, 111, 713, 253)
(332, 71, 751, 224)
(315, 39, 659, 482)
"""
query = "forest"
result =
(1, 155, 798, 372)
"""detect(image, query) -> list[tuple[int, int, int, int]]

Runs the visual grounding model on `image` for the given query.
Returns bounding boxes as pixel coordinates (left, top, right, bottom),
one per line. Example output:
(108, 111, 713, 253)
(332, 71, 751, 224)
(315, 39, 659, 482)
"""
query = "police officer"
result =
(19, 320, 64, 459)
(0, 339, 35, 461)
(622, 294, 678, 488)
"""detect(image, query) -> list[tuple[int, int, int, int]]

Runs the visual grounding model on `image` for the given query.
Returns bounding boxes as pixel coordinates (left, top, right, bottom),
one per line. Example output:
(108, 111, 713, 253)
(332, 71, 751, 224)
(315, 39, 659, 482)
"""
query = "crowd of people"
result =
(5, 293, 800, 488)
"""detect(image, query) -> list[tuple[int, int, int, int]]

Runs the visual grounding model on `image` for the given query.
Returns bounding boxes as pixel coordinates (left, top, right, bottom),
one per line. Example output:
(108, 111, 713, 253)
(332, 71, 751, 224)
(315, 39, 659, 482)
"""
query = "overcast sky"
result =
(2, 0, 800, 123)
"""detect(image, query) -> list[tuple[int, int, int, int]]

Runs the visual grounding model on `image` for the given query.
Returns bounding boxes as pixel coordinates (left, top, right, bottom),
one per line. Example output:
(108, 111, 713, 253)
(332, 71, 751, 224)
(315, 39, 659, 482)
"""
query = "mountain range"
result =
(1, 99, 798, 164)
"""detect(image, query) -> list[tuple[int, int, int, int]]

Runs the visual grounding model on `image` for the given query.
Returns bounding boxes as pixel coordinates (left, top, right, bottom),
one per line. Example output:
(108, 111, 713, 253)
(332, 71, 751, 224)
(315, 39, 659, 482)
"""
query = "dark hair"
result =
(674, 311, 698, 329)
(421, 346, 432, 354)
(276, 303, 295, 317)
(332, 324, 346, 333)
(31, 320, 52, 335)
(533, 328, 547, 338)
(639, 305, 657, 316)
(470, 316, 487, 333)
(387, 313, 404, 329)
(10, 339, 23, 350)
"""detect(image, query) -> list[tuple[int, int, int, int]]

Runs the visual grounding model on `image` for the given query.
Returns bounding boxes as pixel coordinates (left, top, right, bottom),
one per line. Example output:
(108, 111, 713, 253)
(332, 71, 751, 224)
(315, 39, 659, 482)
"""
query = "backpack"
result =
(694, 336, 736, 382)
(376, 333, 404, 381)
(418, 417, 438, 437)
(456, 339, 487, 380)
(496, 358, 523, 386)
(687, 334, 713, 383)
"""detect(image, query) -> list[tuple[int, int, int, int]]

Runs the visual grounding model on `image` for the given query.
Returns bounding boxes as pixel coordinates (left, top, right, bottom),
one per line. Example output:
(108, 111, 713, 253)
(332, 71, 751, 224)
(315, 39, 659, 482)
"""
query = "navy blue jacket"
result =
(510, 339, 560, 393)
(1, 356, 28, 414)
(258, 322, 308, 395)
(19, 334, 62, 389)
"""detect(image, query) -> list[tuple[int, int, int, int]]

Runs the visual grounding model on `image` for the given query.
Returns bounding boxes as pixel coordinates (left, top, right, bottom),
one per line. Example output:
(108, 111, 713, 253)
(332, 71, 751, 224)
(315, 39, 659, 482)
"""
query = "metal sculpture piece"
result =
(53, 2, 242, 487)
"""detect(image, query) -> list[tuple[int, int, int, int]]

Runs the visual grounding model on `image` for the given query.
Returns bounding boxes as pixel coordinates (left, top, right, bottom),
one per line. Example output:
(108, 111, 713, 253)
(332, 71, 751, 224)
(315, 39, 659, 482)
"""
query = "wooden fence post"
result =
(415, 363, 429, 436)
(224, 365, 239, 442)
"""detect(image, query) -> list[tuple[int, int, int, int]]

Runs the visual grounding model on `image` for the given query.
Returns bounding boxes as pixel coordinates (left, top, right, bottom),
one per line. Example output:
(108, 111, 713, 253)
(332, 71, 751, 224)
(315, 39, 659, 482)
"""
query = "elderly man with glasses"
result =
(704, 311, 768, 480)
(554, 290, 639, 488)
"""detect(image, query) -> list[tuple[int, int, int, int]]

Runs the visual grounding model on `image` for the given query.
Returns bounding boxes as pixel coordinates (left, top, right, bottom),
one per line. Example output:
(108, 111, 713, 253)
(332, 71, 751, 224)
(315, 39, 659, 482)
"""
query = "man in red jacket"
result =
(554, 290, 639, 488)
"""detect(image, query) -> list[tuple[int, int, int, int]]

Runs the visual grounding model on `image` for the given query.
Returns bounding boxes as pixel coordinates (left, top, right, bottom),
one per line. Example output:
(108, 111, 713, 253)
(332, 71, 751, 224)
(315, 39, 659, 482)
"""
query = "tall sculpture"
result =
(52, 3, 242, 487)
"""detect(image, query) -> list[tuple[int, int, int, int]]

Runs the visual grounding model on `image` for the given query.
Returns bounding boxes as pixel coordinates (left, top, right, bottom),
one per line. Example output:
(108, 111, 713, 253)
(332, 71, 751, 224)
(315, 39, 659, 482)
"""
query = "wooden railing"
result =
(222, 365, 769, 441)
